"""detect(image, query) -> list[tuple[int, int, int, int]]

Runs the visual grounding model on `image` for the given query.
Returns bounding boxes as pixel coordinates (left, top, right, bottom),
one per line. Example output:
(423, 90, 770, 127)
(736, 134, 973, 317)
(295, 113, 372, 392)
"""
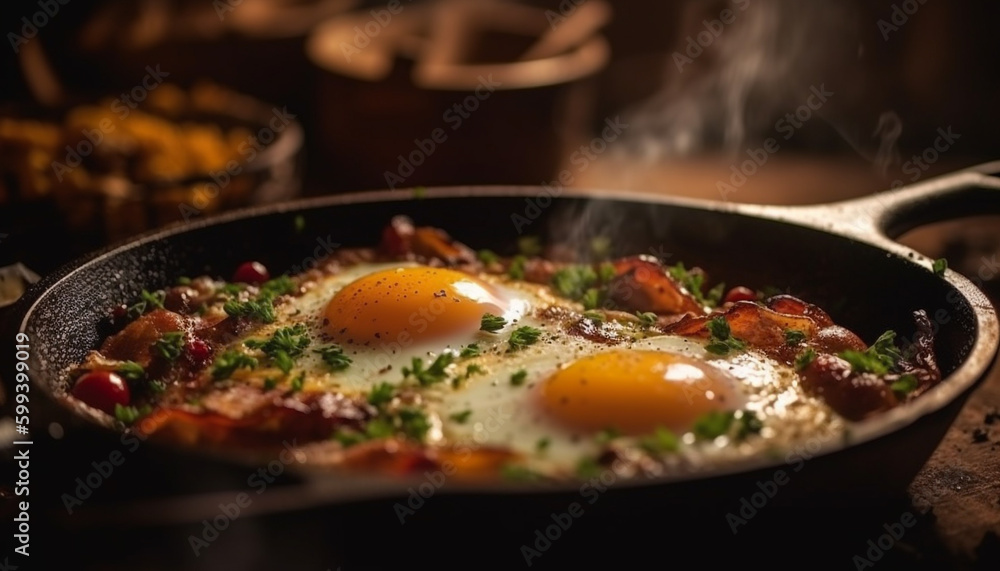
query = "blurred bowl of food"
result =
(0, 82, 303, 244)
(306, 0, 611, 191)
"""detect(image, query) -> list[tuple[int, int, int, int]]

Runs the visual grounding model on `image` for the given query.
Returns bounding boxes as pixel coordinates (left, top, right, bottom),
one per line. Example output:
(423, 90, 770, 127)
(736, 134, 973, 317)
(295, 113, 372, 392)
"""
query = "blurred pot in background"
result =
(307, 0, 610, 191)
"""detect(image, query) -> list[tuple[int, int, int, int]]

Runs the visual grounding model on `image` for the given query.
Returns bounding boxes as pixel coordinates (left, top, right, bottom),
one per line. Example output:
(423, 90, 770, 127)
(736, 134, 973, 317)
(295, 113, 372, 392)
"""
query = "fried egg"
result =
(223, 262, 846, 478)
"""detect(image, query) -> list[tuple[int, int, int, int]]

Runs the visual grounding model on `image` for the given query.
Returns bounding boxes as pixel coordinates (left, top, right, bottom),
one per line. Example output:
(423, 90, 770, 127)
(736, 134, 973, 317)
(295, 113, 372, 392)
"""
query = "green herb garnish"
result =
(583, 310, 604, 322)
(705, 316, 746, 356)
(639, 427, 679, 454)
(403, 353, 455, 386)
(785, 329, 807, 346)
(890, 373, 919, 396)
(114, 404, 151, 424)
(480, 313, 507, 333)
(795, 348, 817, 371)
(668, 262, 722, 308)
(932, 258, 948, 277)
(116, 361, 145, 382)
(510, 369, 528, 386)
(368, 382, 396, 407)
(289, 372, 305, 392)
(153, 331, 185, 361)
(211, 349, 258, 380)
(508, 326, 542, 352)
(838, 330, 901, 375)
(449, 410, 472, 424)
(477, 249, 499, 265)
(693, 411, 735, 440)
(459, 343, 481, 359)
(126, 289, 165, 318)
(536, 437, 551, 453)
(518, 236, 542, 256)
(508, 255, 527, 280)
(314, 345, 352, 371)
(636, 312, 658, 327)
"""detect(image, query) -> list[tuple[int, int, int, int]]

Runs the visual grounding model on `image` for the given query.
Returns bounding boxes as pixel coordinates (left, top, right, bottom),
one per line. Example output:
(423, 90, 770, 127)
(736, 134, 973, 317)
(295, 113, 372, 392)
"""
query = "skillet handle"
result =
(792, 160, 1000, 244)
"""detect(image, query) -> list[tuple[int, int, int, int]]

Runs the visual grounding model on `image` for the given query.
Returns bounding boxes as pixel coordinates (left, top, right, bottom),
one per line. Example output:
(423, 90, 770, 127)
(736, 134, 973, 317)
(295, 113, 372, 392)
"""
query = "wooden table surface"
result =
(574, 153, 1000, 566)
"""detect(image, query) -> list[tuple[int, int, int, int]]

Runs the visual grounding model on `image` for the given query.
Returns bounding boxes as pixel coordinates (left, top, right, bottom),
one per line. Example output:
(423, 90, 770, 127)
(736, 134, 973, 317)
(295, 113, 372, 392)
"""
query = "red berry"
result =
(724, 286, 758, 304)
(233, 261, 270, 284)
(185, 338, 212, 364)
(71, 370, 130, 414)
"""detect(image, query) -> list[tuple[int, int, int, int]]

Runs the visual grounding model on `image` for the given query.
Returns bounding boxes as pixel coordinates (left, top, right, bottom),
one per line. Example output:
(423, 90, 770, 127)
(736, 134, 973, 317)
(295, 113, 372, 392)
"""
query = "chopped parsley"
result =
(639, 427, 679, 454)
(508, 326, 542, 352)
(838, 330, 901, 375)
(211, 349, 258, 380)
(510, 369, 528, 386)
(449, 410, 472, 423)
(932, 258, 948, 276)
(219, 283, 245, 296)
(245, 324, 311, 374)
(314, 345, 352, 371)
(636, 312, 658, 327)
(890, 373, 919, 396)
(176, 276, 192, 286)
(116, 361, 145, 382)
(795, 348, 817, 371)
(508, 255, 527, 280)
(784, 329, 807, 346)
(368, 382, 396, 407)
(518, 236, 542, 256)
(153, 331, 185, 361)
(737, 410, 764, 438)
(583, 310, 604, 322)
(463, 364, 485, 379)
(668, 262, 723, 308)
(403, 353, 455, 386)
(705, 316, 746, 356)
(590, 236, 612, 259)
(693, 411, 734, 440)
(477, 249, 499, 265)
(536, 437, 551, 453)
(480, 313, 507, 333)
(148, 379, 166, 394)
(224, 296, 277, 323)
(580, 288, 601, 310)
(398, 409, 431, 440)
(460, 343, 481, 359)
(289, 372, 305, 392)
(114, 404, 151, 424)
(126, 289, 165, 318)
(259, 275, 295, 298)
(552, 265, 598, 301)
(263, 377, 278, 390)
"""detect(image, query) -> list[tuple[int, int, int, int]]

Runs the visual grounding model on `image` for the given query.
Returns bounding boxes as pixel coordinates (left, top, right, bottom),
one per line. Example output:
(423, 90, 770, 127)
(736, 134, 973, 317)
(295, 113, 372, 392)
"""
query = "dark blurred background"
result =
(2, 0, 1000, 274)
(2, 2, 1000, 569)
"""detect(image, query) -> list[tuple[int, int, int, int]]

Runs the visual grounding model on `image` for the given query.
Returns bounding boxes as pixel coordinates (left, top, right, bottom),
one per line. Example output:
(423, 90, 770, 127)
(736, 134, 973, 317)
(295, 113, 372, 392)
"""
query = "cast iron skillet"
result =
(5, 162, 1000, 519)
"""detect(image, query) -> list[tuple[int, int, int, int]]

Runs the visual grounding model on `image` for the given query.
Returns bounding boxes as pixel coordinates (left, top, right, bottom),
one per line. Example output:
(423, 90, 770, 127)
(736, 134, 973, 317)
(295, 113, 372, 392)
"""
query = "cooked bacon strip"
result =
(141, 389, 373, 447)
(606, 256, 702, 315)
(798, 354, 898, 421)
(101, 309, 187, 367)
(379, 216, 476, 265)
(766, 295, 834, 327)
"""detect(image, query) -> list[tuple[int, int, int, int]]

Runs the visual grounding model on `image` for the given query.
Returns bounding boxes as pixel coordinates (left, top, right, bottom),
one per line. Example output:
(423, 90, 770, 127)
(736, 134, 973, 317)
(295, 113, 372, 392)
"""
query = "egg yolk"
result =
(539, 350, 743, 435)
(325, 267, 508, 346)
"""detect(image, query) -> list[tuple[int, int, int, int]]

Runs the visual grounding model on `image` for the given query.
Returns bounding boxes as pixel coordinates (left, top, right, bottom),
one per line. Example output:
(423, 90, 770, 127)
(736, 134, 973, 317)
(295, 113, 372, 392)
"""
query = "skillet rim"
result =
(11, 185, 1000, 497)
